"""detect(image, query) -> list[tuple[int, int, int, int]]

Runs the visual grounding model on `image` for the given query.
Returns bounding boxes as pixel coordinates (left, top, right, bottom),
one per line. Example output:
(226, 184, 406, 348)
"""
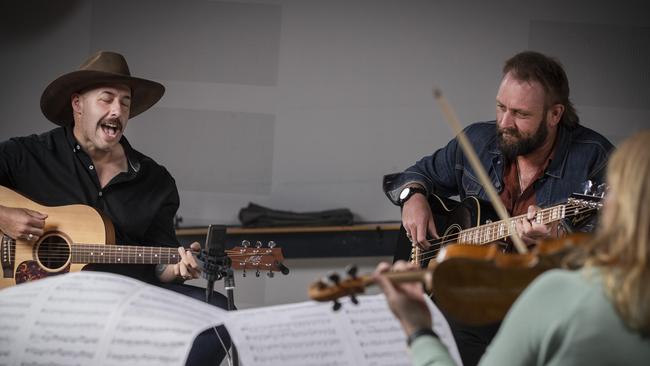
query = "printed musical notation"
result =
(224, 295, 431, 366)
(0, 272, 227, 366)
(1, 272, 462, 366)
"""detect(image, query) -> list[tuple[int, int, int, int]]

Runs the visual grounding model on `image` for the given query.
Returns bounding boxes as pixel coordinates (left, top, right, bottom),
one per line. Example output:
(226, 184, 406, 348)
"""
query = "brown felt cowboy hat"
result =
(40, 51, 165, 125)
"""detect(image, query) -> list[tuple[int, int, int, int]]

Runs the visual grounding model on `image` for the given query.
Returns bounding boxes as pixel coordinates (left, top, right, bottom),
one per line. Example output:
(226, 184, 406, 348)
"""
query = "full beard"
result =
(496, 119, 548, 161)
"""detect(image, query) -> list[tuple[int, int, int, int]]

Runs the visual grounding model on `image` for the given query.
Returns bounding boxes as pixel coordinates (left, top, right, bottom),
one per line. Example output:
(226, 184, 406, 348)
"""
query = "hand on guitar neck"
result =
(158, 242, 202, 283)
(515, 205, 558, 247)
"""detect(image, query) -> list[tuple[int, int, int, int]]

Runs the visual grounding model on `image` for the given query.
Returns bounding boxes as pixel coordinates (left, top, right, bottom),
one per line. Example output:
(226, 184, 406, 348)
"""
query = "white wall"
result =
(1, 0, 648, 226)
(2, 0, 648, 310)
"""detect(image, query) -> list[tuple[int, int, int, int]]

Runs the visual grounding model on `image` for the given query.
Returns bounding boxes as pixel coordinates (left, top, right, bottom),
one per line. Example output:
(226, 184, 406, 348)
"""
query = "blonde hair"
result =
(585, 130, 650, 334)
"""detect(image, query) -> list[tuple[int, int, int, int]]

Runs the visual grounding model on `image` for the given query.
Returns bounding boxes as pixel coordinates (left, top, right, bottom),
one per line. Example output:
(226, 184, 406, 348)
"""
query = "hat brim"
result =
(40, 70, 165, 126)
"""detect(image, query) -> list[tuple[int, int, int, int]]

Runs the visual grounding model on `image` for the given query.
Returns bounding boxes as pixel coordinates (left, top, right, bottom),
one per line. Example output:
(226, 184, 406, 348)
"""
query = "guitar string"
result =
(412, 205, 597, 263)
(5, 242, 274, 261)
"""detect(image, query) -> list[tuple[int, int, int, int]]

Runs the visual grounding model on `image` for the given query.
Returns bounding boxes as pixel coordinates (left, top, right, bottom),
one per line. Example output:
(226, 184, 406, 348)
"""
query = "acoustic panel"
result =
(126, 107, 275, 195)
(89, 0, 281, 86)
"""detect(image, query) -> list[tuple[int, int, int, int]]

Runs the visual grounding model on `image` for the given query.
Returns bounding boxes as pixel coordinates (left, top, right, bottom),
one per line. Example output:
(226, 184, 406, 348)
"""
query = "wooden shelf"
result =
(176, 222, 401, 258)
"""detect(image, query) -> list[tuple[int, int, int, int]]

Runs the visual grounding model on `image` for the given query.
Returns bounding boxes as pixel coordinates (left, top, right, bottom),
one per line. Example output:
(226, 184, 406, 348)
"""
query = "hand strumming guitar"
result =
(401, 188, 439, 250)
(0, 204, 47, 242)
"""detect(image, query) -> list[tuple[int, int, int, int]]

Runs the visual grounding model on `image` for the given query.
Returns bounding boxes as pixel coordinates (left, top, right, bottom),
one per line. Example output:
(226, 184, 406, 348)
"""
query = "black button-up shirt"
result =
(0, 126, 180, 282)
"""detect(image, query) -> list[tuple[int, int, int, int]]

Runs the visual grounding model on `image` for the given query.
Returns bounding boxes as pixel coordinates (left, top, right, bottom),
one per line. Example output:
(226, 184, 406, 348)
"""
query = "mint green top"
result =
(411, 269, 650, 366)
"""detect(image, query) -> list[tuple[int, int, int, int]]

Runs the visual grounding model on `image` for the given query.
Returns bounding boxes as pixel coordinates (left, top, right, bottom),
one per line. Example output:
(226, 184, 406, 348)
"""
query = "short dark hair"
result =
(503, 51, 579, 129)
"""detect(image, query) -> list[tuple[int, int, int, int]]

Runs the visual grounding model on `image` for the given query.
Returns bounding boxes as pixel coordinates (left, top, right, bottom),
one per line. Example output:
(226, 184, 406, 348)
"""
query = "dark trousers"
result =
(157, 282, 233, 366)
(446, 316, 501, 366)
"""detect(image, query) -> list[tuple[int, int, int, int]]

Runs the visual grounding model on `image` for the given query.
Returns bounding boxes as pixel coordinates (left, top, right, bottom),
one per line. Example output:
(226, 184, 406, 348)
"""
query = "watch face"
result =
(399, 187, 411, 200)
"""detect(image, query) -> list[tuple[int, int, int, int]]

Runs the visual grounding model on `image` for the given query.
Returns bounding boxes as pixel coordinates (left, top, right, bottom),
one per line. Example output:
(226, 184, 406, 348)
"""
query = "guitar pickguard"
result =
(15, 260, 70, 285)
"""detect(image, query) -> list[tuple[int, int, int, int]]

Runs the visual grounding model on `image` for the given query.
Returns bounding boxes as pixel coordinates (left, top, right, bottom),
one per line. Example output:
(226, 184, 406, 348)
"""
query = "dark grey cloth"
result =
(239, 202, 353, 227)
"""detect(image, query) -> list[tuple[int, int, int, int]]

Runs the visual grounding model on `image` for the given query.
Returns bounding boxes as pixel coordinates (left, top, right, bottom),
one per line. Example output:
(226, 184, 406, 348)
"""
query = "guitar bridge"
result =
(1, 234, 15, 278)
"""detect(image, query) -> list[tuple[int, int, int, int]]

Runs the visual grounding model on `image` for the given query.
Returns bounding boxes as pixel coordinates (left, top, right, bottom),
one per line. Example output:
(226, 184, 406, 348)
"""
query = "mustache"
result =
(497, 127, 520, 138)
(99, 119, 123, 130)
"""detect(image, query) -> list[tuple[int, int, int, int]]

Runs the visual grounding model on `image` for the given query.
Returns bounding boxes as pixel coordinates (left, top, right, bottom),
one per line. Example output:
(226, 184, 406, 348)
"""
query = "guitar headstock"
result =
(308, 265, 365, 310)
(226, 240, 289, 277)
(567, 183, 607, 228)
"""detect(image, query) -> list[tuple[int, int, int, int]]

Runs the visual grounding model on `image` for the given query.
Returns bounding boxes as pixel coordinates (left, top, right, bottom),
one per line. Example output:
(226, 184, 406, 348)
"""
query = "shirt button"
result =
(89, 165, 94, 170)
(76, 145, 81, 150)
(98, 191, 103, 197)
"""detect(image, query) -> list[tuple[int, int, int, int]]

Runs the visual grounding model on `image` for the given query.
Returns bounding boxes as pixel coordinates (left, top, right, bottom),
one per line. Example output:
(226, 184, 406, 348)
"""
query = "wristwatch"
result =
(398, 186, 426, 206)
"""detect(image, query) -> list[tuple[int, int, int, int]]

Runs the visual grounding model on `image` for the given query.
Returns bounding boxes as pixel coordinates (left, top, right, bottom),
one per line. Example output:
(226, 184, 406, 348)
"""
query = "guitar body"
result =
(393, 194, 499, 267)
(0, 185, 115, 289)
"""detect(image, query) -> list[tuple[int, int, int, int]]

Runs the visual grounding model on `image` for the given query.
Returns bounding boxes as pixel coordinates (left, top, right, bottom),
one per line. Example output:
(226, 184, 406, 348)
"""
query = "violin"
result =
(429, 232, 589, 325)
(308, 233, 589, 323)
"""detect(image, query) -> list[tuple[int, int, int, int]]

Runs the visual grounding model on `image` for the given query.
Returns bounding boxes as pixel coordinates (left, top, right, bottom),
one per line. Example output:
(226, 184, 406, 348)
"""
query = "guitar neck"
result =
(457, 204, 567, 245)
(71, 244, 180, 265)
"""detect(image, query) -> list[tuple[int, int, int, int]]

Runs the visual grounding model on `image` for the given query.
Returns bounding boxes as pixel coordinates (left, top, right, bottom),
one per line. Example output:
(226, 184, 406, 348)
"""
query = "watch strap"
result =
(400, 186, 427, 206)
(407, 327, 438, 347)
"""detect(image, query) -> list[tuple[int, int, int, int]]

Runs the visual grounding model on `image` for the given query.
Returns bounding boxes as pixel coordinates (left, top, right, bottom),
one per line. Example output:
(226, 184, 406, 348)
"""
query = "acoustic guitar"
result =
(0, 185, 286, 289)
(394, 191, 603, 268)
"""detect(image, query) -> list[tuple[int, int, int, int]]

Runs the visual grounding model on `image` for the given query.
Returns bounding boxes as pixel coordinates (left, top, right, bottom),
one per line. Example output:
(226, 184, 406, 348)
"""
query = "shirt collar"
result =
(64, 126, 141, 173)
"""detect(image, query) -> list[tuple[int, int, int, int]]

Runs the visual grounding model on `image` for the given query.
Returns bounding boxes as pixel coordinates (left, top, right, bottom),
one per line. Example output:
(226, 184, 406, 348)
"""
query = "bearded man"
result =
(382, 50, 614, 366)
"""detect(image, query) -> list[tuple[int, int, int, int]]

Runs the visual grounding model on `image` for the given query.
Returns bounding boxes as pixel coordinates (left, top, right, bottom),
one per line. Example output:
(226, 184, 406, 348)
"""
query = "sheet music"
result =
(224, 293, 463, 366)
(0, 272, 227, 366)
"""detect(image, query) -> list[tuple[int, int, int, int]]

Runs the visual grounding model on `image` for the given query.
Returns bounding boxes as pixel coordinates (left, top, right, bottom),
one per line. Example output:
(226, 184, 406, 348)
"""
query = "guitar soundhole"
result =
(35, 234, 70, 271)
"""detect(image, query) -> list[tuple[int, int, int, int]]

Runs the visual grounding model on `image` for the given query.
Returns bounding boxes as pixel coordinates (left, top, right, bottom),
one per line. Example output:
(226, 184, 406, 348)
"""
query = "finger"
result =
(393, 260, 411, 272)
(415, 223, 428, 249)
(25, 209, 48, 220)
(178, 262, 190, 278)
(374, 261, 392, 275)
(25, 215, 46, 230)
(185, 249, 199, 269)
(526, 205, 538, 221)
(427, 217, 439, 240)
(189, 241, 201, 252)
(373, 270, 398, 300)
(177, 247, 192, 268)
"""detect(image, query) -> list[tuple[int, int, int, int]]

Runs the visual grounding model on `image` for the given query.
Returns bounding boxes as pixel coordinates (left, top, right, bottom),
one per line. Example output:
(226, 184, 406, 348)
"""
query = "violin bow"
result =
(433, 89, 528, 254)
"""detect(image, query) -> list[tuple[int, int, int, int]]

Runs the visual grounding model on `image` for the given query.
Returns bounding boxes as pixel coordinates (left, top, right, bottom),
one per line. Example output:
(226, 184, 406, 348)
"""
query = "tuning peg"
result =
(328, 272, 341, 285)
(345, 265, 358, 279)
(267, 241, 276, 248)
(255, 241, 262, 248)
(241, 240, 250, 248)
(349, 294, 359, 305)
(267, 270, 274, 278)
(595, 183, 608, 197)
(332, 300, 342, 311)
(580, 180, 594, 195)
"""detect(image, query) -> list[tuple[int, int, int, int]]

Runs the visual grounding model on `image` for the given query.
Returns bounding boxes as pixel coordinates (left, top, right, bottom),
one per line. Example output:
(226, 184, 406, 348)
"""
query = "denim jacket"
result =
(383, 121, 614, 211)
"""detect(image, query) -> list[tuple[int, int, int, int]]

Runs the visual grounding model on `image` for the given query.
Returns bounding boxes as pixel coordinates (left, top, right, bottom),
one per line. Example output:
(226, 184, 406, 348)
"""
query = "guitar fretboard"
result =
(71, 245, 180, 264)
(457, 205, 566, 245)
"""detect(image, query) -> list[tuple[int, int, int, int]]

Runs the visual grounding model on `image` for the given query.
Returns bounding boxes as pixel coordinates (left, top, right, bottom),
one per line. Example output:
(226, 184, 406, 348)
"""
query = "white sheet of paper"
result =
(0, 272, 227, 366)
(424, 295, 463, 366)
(225, 293, 463, 366)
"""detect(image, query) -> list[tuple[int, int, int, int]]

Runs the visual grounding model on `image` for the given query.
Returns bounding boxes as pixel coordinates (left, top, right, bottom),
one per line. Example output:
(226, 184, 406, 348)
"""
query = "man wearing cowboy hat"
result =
(0, 51, 230, 365)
